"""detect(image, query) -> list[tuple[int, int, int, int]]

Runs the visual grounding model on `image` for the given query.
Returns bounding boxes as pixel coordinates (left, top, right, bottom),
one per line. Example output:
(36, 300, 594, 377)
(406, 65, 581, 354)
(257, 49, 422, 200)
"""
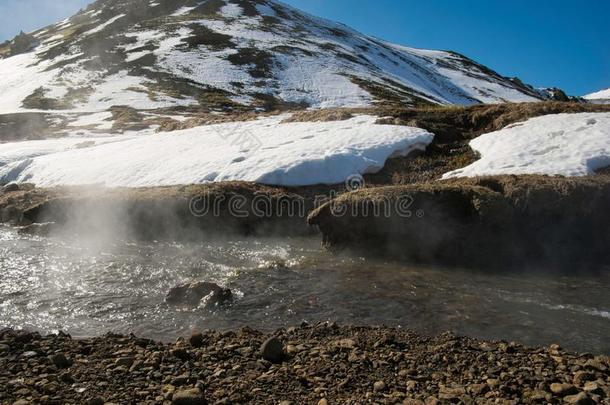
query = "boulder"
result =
(166, 282, 232, 309)
(172, 388, 207, 405)
(260, 337, 284, 363)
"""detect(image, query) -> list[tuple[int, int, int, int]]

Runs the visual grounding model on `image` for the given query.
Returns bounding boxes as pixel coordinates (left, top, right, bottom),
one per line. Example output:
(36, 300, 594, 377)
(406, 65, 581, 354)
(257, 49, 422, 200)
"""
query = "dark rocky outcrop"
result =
(308, 175, 610, 269)
(166, 282, 232, 309)
(9, 31, 39, 56)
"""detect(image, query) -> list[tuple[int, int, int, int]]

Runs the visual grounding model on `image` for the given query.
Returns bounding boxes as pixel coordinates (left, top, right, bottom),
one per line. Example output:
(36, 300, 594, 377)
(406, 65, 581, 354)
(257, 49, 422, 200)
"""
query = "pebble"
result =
(373, 380, 386, 392)
(172, 388, 206, 405)
(549, 382, 577, 396)
(260, 337, 284, 363)
(563, 391, 594, 404)
(189, 332, 204, 348)
(49, 353, 70, 369)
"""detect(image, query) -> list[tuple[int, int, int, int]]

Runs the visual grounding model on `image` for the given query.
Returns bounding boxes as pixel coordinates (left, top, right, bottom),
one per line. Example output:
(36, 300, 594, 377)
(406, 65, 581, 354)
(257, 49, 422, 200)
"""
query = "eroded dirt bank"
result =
(3, 174, 610, 269)
(0, 182, 319, 239)
(308, 175, 610, 269)
(1, 325, 609, 404)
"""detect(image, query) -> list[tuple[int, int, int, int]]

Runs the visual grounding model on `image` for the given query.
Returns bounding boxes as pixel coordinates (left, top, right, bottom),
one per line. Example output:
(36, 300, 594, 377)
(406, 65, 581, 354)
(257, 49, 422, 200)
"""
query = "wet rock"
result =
(260, 337, 284, 363)
(166, 282, 232, 308)
(49, 353, 71, 369)
(17, 222, 56, 237)
(172, 387, 207, 405)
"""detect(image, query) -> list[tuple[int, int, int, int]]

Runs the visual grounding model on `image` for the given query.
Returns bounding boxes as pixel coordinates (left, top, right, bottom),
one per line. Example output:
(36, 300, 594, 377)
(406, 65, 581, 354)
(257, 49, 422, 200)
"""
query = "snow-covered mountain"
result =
(584, 88, 610, 104)
(0, 0, 551, 116)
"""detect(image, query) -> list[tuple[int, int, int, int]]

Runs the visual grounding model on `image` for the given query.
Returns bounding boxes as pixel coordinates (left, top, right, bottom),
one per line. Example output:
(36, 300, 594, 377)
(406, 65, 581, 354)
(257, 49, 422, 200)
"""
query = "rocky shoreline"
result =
(1, 325, 609, 404)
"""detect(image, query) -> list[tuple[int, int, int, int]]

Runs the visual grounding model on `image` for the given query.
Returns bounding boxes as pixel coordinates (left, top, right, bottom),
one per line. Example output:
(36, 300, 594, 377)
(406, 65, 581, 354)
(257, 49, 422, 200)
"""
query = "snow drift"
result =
(443, 113, 610, 178)
(0, 115, 434, 187)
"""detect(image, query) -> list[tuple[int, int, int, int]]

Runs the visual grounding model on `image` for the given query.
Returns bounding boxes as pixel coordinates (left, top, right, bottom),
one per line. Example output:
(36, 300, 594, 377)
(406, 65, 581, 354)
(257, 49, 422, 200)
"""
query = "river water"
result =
(1, 226, 609, 354)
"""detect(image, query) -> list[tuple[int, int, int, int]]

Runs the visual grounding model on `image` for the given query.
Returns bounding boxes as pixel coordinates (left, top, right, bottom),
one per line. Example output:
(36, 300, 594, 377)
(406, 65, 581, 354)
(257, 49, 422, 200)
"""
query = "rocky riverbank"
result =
(1, 325, 609, 404)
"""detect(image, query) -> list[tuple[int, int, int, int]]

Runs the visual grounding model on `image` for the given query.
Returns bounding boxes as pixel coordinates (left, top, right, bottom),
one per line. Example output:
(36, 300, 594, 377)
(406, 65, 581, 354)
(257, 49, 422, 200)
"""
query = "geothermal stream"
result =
(1, 225, 609, 354)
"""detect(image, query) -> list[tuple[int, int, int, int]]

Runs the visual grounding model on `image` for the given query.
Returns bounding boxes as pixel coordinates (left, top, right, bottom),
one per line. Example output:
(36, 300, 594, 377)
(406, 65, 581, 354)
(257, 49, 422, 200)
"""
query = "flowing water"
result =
(1, 225, 609, 354)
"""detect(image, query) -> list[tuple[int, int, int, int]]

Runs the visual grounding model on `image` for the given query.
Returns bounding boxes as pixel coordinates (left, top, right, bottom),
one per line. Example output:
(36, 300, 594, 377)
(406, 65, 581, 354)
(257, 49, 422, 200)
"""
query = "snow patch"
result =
(0, 115, 434, 188)
(443, 113, 610, 178)
(82, 14, 126, 36)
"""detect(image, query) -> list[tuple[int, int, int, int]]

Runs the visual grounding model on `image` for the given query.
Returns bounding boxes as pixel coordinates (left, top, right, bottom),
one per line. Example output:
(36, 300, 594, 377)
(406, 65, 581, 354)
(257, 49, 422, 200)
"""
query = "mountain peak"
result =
(0, 0, 551, 115)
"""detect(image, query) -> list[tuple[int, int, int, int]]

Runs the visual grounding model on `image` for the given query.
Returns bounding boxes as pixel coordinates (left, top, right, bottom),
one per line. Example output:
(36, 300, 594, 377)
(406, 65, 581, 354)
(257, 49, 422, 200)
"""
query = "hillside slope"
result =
(585, 88, 610, 104)
(0, 0, 548, 116)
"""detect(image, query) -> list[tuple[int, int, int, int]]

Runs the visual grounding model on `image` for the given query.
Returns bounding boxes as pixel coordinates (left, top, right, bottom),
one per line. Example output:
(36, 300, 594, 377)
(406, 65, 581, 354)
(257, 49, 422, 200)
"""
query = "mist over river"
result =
(1, 226, 609, 354)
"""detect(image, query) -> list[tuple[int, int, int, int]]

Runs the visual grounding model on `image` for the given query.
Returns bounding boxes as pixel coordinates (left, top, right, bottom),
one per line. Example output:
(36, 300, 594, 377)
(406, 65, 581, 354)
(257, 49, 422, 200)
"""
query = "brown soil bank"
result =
(308, 175, 610, 270)
(1, 325, 609, 404)
(0, 183, 317, 239)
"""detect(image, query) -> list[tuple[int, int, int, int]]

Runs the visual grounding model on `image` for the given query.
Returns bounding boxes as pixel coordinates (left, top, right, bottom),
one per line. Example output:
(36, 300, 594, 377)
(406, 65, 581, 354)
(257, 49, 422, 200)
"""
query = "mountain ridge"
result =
(0, 0, 564, 116)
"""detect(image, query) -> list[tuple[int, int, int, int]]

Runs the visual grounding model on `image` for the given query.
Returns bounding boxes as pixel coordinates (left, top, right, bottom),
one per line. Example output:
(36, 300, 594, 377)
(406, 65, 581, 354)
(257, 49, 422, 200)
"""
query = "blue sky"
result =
(1, 0, 608, 96)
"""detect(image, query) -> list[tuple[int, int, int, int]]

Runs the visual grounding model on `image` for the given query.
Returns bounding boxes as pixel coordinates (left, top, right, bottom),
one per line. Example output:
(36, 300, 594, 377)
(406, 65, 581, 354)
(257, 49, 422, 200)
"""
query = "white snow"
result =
(0, 115, 433, 188)
(584, 88, 610, 104)
(82, 14, 126, 36)
(443, 113, 610, 179)
(584, 88, 610, 100)
(68, 112, 114, 129)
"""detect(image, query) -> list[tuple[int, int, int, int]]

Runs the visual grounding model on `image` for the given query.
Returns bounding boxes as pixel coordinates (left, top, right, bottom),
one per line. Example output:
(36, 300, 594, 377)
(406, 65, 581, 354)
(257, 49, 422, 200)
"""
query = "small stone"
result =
(21, 350, 38, 358)
(573, 371, 595, 387)
(172, 387, 207, 405)
(59, 371, 75, 383)
(171, 348, 191, 361)
(260, 337, 284, 363)
(550, 383, 577, 396)
(583, 381, 603, 394)
(13, 400, 30, 405)
(486, 378, 500, 388)
(318, 399, 328, 405)
(468, 383, 489, 396)
(373, 380, 386, 392)
(87, 397, 105, 405)
(563, 392, 594, 405)
(439, 385, 466, 400)
(584, 359, 607, 372)
(189, 332, 205, 348)
(424, 397, 439, 405)
(403, 400, 424, 405)
(114, 356, 134, 368)
(50, 353, 71, 369)
(332, 338, 356, 349)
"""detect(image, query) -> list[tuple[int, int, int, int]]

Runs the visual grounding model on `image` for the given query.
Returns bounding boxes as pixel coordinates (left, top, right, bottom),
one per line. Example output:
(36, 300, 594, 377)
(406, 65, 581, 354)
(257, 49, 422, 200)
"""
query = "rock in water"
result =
(172, 388, 207, 405)
(166, 282, 232, 309)
(260, 337, 284, 363)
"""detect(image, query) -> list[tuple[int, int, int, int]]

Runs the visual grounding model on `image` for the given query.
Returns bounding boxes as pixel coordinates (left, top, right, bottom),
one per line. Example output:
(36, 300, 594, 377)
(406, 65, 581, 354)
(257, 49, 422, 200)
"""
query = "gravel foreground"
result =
(1, 325, 609, 405)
